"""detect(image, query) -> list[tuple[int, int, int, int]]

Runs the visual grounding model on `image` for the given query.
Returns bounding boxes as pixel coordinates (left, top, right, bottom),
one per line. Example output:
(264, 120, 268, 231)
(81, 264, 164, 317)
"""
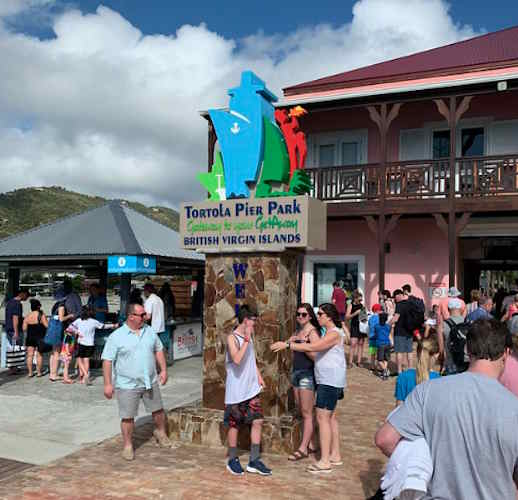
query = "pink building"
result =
(208, 26, 518, 308)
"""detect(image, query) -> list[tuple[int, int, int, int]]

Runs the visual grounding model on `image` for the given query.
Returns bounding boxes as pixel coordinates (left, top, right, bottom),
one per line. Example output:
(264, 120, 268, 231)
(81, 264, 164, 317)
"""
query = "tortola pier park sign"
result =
(180, 70, 327, 253)
(171, 71, 327, 454)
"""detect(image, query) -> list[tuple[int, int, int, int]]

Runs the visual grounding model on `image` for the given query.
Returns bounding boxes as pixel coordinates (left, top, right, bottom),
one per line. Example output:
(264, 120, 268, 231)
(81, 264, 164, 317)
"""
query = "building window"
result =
(318, 144, 336, 167)
(462, 127, 484, 157)
(433, 130, 450, 159)
(342, 142, 359, 166)
(313, 263, 358, 305)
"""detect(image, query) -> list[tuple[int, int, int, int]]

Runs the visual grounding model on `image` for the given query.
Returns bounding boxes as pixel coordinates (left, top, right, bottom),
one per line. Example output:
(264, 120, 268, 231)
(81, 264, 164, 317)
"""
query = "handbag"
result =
(359, 319, 369, 334)
(43, 316, 64, 347)
(6, 345, 26, 368)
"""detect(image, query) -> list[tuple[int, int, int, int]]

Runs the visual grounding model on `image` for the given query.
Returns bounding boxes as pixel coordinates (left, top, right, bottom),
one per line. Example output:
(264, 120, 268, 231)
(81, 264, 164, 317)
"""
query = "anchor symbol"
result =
(230, 122, 240, 134)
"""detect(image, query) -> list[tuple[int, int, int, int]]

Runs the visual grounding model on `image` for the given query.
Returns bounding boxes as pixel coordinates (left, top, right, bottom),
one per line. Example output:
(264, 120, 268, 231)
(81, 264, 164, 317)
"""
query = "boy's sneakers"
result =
(382, 369, 390, 381)
(247, 459, 272, 476)
(227, 457, 244, 475)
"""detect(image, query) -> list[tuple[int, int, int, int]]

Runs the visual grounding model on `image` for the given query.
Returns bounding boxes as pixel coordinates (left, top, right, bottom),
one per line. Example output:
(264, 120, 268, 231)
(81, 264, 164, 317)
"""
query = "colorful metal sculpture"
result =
(204, 71, 312, 200)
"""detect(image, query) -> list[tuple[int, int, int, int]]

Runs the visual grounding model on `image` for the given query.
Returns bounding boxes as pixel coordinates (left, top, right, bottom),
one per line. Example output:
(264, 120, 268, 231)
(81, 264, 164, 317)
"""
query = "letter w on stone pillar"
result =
(232, 263, 248, 279)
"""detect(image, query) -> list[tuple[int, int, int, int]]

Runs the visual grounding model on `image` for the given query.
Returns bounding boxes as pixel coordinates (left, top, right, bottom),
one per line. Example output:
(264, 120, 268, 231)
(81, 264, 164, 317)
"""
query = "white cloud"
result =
(0, 0, 480, 208)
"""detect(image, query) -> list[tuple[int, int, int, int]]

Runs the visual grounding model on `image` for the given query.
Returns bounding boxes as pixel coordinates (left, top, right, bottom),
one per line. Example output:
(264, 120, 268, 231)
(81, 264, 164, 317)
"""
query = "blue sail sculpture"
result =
(209, 71, 278, 198)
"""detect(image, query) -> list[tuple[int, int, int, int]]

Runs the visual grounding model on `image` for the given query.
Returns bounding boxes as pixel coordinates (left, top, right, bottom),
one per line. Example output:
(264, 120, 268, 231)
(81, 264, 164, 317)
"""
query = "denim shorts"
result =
(394, 335, 413, 353)
(291, 369, 315, 390)
(315, 384, 344, 411)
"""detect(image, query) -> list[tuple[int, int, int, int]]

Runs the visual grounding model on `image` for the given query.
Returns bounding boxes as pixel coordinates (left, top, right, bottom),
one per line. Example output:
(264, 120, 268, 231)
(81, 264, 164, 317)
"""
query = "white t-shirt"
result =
(71, 318, 103, 346)
(144, 293, 165, 334)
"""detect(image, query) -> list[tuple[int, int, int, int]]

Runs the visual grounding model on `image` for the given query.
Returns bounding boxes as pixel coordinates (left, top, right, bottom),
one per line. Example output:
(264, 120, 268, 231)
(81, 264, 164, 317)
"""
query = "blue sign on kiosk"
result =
(108, 255, 156, 274)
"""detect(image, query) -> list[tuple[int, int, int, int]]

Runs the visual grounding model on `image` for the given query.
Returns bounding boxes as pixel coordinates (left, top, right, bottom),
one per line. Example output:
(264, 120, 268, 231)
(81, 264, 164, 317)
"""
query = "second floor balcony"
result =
(306, 153, 518, 215)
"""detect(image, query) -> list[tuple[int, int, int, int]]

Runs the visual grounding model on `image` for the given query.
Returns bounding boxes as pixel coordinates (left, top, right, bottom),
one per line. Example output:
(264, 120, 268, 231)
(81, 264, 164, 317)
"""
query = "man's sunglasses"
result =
(296, 312, 308, 318)
(131, 312, 147, 318)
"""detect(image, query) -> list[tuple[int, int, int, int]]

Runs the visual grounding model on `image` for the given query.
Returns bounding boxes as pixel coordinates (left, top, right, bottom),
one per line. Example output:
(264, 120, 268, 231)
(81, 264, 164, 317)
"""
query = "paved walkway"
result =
(0, 362, 395, 499)
(0, 357, 202, 465)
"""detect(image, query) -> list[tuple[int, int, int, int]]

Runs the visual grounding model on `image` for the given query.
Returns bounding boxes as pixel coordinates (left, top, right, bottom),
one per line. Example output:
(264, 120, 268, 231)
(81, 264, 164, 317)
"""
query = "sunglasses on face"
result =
(131, 312, 146, 318)
(317, 311, 325, 316)
(296, 312, 308, 318)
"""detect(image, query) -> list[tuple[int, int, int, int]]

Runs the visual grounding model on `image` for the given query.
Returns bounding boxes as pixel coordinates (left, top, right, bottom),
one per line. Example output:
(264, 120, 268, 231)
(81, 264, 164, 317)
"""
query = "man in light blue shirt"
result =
(102, 302, 172, 460)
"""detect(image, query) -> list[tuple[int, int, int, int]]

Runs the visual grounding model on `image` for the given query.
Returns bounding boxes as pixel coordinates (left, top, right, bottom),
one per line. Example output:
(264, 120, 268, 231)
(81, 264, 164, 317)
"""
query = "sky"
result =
(0, 0, 517, 209)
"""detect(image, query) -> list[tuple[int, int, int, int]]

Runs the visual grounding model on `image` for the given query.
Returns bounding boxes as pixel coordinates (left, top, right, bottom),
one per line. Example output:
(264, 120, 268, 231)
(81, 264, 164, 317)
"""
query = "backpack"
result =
(445, 318, 470, 372)
(405, 296, 425, 332)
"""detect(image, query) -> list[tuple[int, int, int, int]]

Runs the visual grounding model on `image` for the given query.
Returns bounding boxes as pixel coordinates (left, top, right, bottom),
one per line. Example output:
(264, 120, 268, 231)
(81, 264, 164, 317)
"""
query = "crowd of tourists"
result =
(2, 281, 174, 383)
(6, 274, 518, 497)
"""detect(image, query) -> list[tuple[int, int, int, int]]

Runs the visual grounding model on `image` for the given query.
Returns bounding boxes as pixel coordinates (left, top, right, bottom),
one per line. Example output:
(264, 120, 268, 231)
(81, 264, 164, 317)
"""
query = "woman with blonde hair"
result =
(395, 335, 440, 405)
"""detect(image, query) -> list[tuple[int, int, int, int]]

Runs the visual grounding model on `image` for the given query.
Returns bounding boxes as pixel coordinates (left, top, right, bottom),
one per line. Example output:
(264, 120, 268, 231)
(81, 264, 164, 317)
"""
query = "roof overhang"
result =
(278, 65, 518, 107)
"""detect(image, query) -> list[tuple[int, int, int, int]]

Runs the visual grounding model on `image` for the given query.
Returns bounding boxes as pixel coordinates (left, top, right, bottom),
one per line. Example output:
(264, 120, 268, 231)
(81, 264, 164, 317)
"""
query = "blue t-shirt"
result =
(395, 368, 440, 402)
(88, 295, 108, 322)
(368, 314, 379, 339)
(5, 298, 22, 337)
(374, 323, 391, 347)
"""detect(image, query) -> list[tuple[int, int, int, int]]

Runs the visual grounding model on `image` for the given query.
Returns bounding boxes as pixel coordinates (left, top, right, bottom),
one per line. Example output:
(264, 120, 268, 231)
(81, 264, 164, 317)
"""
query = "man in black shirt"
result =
(4, 289, 29, 374)
(390, 289, 414, 374)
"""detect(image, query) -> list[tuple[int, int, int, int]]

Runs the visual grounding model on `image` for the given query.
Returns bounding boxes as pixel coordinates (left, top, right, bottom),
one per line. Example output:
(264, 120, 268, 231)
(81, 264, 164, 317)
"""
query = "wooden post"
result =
(366, 102, 401, 293)
(434, 96, 473, 288)
(378, 214, 386, 291)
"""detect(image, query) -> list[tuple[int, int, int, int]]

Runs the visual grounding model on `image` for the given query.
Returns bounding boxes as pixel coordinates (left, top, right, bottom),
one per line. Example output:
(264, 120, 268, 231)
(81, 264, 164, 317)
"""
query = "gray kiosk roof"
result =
(0, 200, 203, 263)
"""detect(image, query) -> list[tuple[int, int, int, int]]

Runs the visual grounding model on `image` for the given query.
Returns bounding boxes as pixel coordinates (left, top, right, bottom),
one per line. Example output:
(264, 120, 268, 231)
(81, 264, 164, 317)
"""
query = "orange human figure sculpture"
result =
(274, 106, 308, 179)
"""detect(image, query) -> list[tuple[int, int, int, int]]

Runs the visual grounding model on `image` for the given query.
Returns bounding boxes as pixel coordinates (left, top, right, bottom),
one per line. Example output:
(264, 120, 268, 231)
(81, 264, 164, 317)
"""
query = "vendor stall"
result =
(0, 200, 205, 368)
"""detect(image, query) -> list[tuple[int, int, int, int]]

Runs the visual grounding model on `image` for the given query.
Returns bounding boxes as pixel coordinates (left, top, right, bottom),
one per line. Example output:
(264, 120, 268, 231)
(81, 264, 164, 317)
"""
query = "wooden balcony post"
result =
(367, 102, 401, 292)
(448, 97, 457, 287)
(434, 96, 472, 287)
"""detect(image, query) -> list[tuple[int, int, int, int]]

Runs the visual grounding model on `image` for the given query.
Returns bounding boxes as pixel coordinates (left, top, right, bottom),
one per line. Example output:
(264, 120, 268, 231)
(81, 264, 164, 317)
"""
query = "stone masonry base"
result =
(167, 406, 302, 455)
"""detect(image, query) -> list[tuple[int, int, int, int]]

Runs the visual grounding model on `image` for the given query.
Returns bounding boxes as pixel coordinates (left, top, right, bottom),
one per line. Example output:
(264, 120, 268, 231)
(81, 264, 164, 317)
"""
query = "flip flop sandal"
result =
(308, 447, 319, 455)
(330, 460, 343, 466)
(62, 379, 75, 384)
(288, 450, 308, 461)
(307, 464, 332, 474)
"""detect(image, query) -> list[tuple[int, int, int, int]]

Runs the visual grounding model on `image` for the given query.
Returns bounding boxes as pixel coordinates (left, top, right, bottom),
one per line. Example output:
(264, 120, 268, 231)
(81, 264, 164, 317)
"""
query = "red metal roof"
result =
(284, 25, 518, 96)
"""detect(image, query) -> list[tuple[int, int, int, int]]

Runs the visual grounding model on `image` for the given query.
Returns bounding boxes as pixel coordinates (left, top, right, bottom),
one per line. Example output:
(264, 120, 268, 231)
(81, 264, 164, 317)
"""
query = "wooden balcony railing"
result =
(306, 154, 518, 202)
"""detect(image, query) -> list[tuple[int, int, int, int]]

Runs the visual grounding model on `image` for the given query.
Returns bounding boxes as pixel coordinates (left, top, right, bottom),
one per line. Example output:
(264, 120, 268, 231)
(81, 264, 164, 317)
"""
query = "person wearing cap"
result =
(438, 286, 466, 321)
(2, 289, 30, 374)
(368, 304, 383, 372)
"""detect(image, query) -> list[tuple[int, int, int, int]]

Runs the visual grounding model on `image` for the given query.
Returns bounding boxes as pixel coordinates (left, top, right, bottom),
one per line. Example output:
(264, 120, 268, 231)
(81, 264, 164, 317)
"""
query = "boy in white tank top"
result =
(224, 305, 272, 476)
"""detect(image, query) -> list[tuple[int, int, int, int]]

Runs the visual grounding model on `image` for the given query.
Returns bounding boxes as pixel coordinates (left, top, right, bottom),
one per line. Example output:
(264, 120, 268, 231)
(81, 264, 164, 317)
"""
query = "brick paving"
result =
(0, 359, 395, 500)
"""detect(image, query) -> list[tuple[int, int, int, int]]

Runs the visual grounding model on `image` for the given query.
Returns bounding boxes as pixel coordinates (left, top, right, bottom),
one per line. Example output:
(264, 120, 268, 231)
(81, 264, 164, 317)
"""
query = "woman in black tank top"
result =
(288, 303, 321, 461)
(347, 290, 366, 367)
(22, 299, 48, 377)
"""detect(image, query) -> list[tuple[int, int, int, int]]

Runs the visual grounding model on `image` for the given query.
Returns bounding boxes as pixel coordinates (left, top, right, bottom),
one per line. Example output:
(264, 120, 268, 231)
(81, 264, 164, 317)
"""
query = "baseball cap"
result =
(448, 298, 462, 310)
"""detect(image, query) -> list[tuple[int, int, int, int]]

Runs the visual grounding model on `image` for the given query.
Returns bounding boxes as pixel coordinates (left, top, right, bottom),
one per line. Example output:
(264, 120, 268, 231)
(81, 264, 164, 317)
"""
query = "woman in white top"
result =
(271, 302, 346, 474)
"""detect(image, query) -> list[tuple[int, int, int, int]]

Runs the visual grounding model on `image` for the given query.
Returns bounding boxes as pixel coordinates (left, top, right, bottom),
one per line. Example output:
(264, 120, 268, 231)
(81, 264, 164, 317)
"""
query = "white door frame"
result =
(303, 254, 366, 306)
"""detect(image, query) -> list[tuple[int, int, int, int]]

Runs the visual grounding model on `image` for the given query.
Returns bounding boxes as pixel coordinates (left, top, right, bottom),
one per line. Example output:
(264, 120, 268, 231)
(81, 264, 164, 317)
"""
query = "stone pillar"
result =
(168, 251, 302, 453)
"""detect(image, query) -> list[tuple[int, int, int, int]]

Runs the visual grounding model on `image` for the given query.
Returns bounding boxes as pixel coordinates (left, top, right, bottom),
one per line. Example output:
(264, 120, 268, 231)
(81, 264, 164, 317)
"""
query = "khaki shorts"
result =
(116, 383, 164, 419)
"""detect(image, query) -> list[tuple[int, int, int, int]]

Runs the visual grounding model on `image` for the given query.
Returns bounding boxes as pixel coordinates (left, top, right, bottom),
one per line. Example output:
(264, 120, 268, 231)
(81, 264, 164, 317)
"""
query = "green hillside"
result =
(0, 186, 179, 239)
